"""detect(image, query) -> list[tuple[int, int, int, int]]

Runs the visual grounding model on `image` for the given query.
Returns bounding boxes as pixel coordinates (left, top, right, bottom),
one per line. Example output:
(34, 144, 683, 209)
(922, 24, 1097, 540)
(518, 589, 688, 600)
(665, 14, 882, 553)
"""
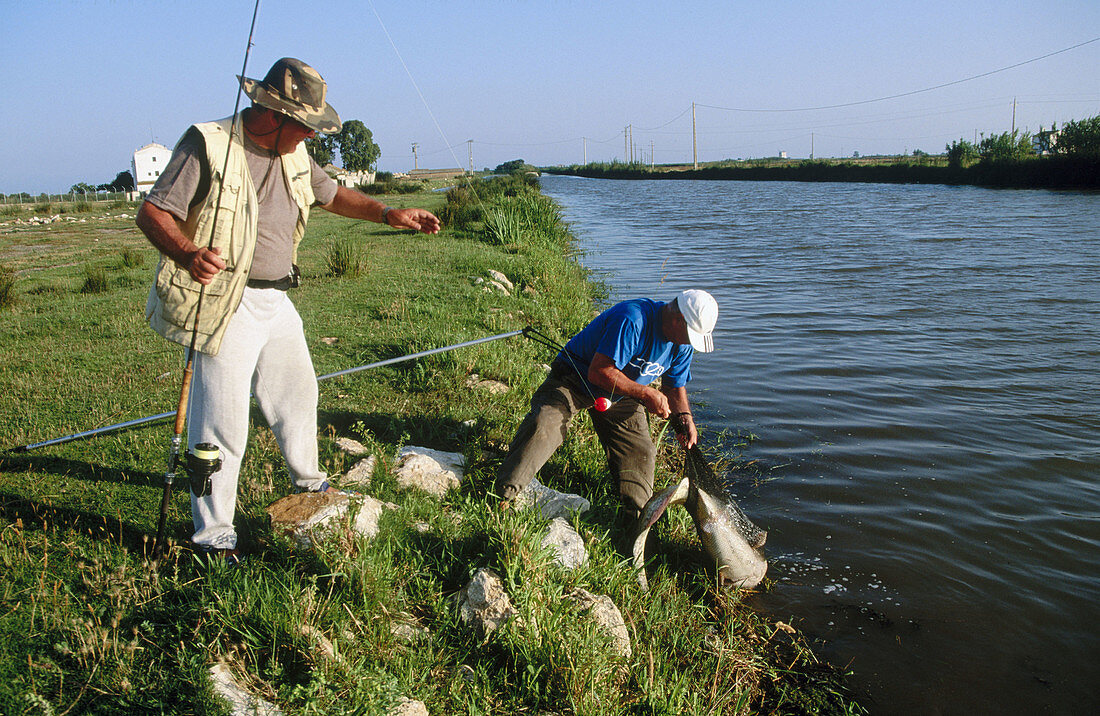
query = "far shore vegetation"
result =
(0, 177, 861, 714)
(543, 113, 1100, 189)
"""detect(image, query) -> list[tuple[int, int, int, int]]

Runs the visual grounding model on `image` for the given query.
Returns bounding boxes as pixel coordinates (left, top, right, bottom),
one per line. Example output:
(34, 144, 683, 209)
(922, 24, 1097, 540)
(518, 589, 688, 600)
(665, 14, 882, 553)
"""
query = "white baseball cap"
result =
(678, 289, 718, 352)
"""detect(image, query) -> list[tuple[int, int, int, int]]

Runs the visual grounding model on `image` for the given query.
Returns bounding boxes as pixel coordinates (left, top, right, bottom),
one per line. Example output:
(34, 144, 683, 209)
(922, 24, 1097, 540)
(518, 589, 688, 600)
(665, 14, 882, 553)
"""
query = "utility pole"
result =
(411, 143, 419, 170)
(624, 126, 629, 161)
(692, 102, 697, 170)
(810, 132, 814, 160)
(467, 140, 473, 173)
(1011, 97, 1017, 134)
(650, 140, 654, 168)
(629, 125, 634, 163)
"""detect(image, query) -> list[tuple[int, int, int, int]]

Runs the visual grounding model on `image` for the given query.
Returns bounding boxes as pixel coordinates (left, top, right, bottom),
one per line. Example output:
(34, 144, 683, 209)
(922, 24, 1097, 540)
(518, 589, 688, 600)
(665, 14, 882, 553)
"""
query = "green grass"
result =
(0, 185, 860, 714)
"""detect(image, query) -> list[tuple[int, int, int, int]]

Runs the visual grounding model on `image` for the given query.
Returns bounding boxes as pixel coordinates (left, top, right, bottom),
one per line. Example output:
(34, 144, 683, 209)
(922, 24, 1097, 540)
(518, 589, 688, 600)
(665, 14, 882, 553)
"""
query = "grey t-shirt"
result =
(146, 123, 338, 281)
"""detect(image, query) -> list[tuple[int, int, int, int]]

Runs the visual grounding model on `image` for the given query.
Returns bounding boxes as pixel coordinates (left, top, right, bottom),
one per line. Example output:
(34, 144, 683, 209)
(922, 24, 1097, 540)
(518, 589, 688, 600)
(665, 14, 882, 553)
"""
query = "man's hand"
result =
(640, 387, 671, 419)
(185, 246, 226, 285)
(136, 201, 226, 285)
(673, 413, 698, 449)
(386, 207, 441, 235)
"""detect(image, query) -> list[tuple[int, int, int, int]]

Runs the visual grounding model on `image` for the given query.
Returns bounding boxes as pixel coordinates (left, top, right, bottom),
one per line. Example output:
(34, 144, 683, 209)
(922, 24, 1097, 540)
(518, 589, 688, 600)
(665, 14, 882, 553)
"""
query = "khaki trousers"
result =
(496, 370, 657, 513)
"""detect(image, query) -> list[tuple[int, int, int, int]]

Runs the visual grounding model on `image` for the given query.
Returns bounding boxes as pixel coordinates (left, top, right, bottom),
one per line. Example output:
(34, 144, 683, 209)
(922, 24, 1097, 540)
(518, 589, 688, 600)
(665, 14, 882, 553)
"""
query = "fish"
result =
(631, 442, 767, 591)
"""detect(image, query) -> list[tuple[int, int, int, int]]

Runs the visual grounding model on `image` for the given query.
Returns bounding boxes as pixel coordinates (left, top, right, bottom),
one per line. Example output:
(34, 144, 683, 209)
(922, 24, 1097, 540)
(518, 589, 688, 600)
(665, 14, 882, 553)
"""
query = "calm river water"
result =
(539, 175, 1100, 715)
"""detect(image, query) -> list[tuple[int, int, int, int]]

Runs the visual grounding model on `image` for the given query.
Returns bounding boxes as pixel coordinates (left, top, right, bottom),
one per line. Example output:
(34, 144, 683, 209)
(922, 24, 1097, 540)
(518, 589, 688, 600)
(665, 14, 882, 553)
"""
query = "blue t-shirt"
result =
(559, 299, 693, 399)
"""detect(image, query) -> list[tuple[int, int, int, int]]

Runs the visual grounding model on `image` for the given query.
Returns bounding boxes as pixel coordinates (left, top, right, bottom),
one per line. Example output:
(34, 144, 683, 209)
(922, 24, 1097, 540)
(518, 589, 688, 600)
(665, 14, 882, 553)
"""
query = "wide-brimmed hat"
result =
(239, 57, 342, 134)
(678, 289, 718, 352)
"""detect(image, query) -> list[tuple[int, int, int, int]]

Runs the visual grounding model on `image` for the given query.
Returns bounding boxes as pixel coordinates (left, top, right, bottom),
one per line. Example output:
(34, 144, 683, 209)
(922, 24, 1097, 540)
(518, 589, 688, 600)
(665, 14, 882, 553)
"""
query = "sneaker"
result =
(317, 480, 360, 496)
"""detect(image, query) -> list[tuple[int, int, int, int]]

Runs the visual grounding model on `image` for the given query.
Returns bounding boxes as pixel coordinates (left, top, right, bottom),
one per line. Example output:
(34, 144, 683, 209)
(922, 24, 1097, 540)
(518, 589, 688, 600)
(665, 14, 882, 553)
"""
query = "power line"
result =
(697, 36, 1100, 113)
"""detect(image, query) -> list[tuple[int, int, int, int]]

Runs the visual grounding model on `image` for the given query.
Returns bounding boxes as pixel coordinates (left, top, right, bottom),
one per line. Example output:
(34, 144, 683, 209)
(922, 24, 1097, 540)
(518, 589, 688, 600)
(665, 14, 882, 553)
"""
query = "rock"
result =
(334, 437, 369, 456)
(487, 270, 514, 292)
(541, 517, 588, 569)
(344, 456, 376, 487)
(388, 697, 428, 716)
(566, 588, 632, 659)
(394, 446, 465, 497)
(391, 615, 430, 644)
(457, 568, 518, 635)
(514, 477, 590, 519)
(465, 373, 510, 394)
(209, 661, 283, 716)
(266, 492, 389, 547)
(351, 496, 386, 539)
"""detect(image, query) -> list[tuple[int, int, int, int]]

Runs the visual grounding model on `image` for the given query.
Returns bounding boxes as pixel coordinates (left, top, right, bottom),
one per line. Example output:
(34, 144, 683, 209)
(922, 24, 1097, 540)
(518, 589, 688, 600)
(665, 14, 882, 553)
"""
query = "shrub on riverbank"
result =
(0, 180, 860, 714)
(549, 154, 1100, 188)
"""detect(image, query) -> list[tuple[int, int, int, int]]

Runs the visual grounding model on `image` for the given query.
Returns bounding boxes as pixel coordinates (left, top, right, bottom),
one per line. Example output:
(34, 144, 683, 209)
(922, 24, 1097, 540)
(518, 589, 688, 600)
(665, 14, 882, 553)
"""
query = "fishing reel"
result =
(185, 442, 222, 497)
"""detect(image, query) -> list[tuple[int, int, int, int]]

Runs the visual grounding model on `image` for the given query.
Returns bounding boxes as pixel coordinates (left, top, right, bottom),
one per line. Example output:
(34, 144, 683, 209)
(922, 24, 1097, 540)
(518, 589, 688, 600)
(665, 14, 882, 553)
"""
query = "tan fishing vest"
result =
(145, 115, 315, 355)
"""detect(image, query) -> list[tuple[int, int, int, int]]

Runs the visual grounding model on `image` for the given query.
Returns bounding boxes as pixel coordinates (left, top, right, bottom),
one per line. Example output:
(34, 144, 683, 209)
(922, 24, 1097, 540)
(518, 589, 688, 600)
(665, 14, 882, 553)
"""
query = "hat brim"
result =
(687, 327, 713, 353)
(239, 75, 342, 134)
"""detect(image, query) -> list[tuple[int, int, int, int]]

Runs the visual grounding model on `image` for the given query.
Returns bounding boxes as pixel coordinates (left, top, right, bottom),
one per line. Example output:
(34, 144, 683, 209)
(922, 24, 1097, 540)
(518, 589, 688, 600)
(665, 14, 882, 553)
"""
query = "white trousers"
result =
(188, 287, 326, 549)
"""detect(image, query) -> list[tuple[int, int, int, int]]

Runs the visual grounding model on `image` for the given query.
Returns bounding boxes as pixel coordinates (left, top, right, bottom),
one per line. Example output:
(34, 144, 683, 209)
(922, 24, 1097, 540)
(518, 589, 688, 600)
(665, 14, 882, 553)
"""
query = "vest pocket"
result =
(156, 264, 237, 333)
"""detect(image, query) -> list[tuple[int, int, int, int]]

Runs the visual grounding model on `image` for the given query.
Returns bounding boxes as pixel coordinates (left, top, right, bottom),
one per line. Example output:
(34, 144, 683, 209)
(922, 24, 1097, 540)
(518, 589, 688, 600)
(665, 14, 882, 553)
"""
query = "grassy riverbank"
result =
(0, 178, 860, 714)
(546, 155, 1100, 188)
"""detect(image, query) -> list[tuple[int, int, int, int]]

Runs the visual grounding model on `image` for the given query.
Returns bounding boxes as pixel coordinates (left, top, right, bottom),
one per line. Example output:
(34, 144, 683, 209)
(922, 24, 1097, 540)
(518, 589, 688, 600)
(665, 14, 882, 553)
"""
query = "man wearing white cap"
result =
(496, 290, 718, 521)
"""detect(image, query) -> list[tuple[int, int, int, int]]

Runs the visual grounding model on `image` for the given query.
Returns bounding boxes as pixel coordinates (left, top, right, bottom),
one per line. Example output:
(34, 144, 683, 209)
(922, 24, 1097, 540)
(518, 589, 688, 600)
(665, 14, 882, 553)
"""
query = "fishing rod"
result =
(152, 0, 262, 560)
(12, 329, 528, 453)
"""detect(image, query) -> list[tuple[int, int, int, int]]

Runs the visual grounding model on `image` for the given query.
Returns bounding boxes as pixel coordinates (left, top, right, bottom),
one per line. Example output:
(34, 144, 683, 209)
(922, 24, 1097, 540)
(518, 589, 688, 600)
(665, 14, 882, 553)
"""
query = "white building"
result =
(1033, 127, 1060, 156)
(131, 143, 173, 196)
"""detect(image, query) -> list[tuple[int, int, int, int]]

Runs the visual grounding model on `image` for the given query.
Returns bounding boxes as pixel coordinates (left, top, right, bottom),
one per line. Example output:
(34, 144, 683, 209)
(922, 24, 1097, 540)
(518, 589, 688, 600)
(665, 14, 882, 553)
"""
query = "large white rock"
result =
(457, 568, 518, 635)
(209, 661, 283, 716)
(486, 269, 515, 292)
(515, 477, 590, 519)
(343, 456, 376, 487)
(334, 437, 369, 456)
(541, 517, 588, 569)
(566, 588, 632, 659)
(266, 492, 389, 547)
(394, 446, 465, 496)
(388, 698, 428, 716)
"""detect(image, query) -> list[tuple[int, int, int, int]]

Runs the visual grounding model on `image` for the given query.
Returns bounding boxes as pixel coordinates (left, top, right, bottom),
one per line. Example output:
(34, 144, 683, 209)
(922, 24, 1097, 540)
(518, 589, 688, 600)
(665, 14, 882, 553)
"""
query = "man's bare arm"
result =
(588, 353, 671, 418)
(135, 201, 225, 285)
(320, 186, 441, 234)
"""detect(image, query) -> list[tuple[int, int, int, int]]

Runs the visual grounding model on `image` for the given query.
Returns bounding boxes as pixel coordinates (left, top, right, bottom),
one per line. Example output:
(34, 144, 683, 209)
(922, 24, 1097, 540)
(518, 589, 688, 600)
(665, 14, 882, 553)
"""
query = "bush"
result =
(325, 237, 364, 277)
(34, 202, 53, 215)
(358, 181, 424, 195)
(120, 247, 144, 268)
(80, 265, 110, 294)
(1052, 114, 1100, 158)
(0, 264, 15, 308)
(946, 139, 979, 168)
(978, 130, 1033, 162)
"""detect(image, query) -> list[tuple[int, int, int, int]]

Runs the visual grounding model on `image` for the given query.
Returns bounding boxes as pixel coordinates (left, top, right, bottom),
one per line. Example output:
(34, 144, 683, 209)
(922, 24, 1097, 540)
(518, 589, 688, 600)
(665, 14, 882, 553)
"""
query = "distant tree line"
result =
(946, 112, 1100, 168)
(305, 119, 380, 172)
(68, 170, 134, 195)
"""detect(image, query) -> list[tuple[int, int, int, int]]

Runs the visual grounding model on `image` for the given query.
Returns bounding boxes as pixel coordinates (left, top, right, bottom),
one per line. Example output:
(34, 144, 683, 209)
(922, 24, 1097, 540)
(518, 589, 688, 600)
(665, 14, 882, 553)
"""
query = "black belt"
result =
(246, 275, 293, 291)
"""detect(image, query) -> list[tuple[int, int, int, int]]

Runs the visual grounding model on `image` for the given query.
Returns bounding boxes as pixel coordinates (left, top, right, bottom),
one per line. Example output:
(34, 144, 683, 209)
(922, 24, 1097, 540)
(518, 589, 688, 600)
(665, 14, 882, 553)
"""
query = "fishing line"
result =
(366, 0, 493, 219)
(521, 327, 613, 408)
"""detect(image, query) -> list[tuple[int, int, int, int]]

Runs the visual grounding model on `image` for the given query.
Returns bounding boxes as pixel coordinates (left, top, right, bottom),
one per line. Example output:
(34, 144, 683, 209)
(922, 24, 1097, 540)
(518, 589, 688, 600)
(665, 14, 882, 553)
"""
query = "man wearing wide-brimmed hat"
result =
(136, 57, 440, 564)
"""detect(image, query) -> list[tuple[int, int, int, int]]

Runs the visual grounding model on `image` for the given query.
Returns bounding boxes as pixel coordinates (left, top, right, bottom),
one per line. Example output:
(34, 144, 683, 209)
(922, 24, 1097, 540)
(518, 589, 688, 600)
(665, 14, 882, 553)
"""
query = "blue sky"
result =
(2, 0, 1098, 193)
